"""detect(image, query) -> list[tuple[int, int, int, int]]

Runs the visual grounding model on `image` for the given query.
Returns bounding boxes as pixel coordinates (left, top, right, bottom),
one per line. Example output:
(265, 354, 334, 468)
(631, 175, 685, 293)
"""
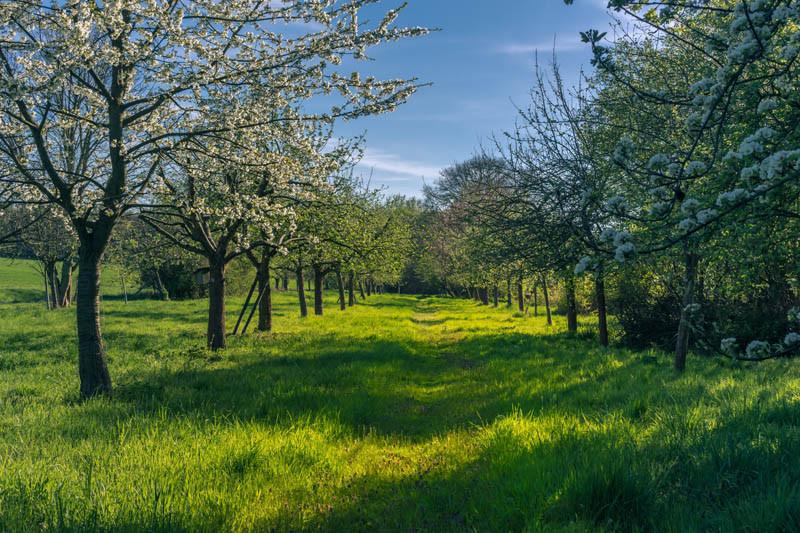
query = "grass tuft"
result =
(547, 459, 653, 532)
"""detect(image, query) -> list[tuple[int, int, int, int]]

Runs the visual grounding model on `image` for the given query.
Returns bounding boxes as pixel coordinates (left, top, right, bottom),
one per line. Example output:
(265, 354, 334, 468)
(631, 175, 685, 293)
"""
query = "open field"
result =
(0, 258, 130, 304)
(1, 262, 799, 531)
(0, 259, 52, 304)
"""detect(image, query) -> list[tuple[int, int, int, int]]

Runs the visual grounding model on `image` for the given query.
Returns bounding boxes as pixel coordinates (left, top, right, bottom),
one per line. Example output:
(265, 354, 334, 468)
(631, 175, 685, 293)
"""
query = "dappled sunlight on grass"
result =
(1, 292, 800, 530)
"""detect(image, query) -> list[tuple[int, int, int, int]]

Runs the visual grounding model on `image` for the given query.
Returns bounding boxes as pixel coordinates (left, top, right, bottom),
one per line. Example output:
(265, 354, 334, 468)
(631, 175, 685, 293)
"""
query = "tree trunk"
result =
(207, 257, 227, 350)
(348, 271, 356, 307)
(565, 273, 578, 334)
(282, 273, 289, 291)
(43, 264, 52, 310)
(596, 271, 609, 347)
(366, 279, 372, 297)
(542, 276, 553, 325)
(257, 254, 273, 332)
(359, 279, 366, 300)
(41, 260, 60, 309)
(506, 277, 512, 307)
(47, 261, 61, 308)
(313, 265, 324, 316)
(120, 270, 128, 304)
(533, 282, 539, 316)
(153, 266, 169, 301)
(336, 268, 346, 311)
(675, 251, 699, 371)
(59, 259, 74, 307)
(516, 277, 524, 313)
(297, 266, 308, 318)
(75, 250, 112, 398)
(492, 285, 499, 307)
(480, 287, 489, 305)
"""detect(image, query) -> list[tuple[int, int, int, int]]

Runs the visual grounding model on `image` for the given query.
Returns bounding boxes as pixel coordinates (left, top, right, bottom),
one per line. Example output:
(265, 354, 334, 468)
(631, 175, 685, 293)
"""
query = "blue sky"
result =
(335, 0, 621, 196)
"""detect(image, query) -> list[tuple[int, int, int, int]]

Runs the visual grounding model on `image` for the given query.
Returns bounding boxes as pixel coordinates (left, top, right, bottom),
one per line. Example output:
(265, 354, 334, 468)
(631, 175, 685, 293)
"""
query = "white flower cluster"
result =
(597, 227, 635, 263)
(612, 136, 635, 165)
(685, 161, 707, 177)
(758, 150, 800, 182)
(721, 308, 800, 359)
(785, 332, 800, 347)
(613, 230, 635, 263)
(647, 153, 670, 171)
(757, 98, 779, 114)
(720, 337, 738, 356)
(604, 195, 629, 215)
(746, 340, 772, 358)
(716, 188, 751, 208)
(677, 198, 717, 233)
(649, 201, 672, 217)
(574, 255, 595, 275)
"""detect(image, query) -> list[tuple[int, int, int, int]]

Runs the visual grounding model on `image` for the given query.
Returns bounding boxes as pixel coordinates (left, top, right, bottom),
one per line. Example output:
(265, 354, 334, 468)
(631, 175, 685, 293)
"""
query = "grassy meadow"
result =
(1, 260, 800, 531)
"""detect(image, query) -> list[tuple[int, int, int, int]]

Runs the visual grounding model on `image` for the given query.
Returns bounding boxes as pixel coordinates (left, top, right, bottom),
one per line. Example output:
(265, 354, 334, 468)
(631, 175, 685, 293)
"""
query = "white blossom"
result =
(614, 241, 635, 263)
(604, 195, 629, 214)
(647, 153, 670, 170)
(612, 136, 635, 165)
(681, 198, 701, 215)
(599, 228, 617, 243)
(721, 337, 738, 356)
(757, 98, 778, 114)
(574, 256, 594, 275)
(745, 340, 772, 358)
(716, 188, 751, 207)
(784, 332, 800, 347)
(685, 161, 707, 176)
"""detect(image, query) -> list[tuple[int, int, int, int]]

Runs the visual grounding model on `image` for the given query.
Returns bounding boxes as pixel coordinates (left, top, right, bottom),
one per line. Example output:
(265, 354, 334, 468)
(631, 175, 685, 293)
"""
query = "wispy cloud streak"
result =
(358, 149, 444, 179)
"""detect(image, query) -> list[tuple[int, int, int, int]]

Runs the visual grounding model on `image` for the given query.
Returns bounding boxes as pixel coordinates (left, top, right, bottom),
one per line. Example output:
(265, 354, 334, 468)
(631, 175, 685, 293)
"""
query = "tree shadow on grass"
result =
(105, 307, 206, 323)
(0, 288, 44, 304)
(2, 298, 698, 447)
(7, 296, 800, 531)
(409, 316, 450, 326)
(257, 380, 800, 532)
(102, 330, 664, 442)
(0, 330, 74, 357)
(111, 335, 510, 440)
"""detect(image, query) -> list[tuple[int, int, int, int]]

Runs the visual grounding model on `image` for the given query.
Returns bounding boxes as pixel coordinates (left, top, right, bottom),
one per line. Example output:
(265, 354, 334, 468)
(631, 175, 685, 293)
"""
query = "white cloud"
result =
(358, 148, 443, 179)
(497, 35, 587, 56)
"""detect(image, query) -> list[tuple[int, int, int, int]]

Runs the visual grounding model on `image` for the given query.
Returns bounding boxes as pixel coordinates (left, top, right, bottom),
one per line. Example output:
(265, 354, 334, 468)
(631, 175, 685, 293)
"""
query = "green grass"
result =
(0, 258, 47, 303)
(1, 267, 800, 531)
(0, 258, 130, 303)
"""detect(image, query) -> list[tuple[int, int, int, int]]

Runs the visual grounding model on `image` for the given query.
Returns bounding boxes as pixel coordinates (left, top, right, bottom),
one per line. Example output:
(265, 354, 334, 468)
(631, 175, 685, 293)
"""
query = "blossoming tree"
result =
(566, 0, 800, 367)
(0, 0, 428, 397)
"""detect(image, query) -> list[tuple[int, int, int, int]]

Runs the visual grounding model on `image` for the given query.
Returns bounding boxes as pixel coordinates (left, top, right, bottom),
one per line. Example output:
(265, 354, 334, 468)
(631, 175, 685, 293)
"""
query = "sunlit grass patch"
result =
(1, 288, 799, 530)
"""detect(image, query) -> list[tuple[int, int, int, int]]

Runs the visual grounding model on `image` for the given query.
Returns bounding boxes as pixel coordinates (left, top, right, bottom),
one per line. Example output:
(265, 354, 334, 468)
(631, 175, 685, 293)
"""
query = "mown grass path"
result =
(1, 290, 800, 531)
